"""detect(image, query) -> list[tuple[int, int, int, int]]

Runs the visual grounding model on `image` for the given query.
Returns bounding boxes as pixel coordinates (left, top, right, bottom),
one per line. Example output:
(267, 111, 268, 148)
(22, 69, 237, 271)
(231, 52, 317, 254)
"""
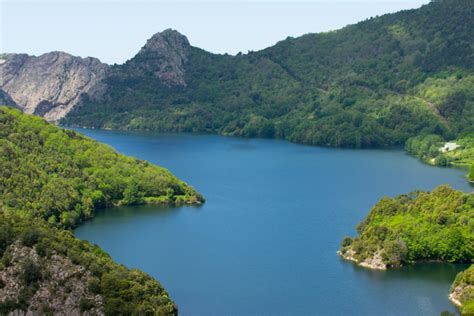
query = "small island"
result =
(339, 185, 473, 313)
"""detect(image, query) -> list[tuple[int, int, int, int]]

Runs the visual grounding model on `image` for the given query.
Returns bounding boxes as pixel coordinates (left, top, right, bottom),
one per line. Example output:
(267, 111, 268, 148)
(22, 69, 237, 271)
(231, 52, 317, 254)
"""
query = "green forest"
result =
(340, 186, 473, 265)
(0, 107, 204, 314)
(64, 0, 474, 149)
(2, 0, 474, 314)
(0, 211, 177, 315)
(339, 186, 474, 314)
(0, 107, 203, 229)
(406, 133, 474, 182)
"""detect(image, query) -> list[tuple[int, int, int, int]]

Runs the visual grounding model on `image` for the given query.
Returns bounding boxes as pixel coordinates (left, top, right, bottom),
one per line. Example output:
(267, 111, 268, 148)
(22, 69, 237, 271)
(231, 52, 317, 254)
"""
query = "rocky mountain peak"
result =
(127, 29, 190, 86)
(139, 29, 190, 55)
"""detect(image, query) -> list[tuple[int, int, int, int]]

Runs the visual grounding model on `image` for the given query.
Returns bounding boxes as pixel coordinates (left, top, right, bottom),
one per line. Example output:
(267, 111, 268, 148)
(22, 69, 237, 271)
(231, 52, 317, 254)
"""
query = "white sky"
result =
(1, 0, 430, 64)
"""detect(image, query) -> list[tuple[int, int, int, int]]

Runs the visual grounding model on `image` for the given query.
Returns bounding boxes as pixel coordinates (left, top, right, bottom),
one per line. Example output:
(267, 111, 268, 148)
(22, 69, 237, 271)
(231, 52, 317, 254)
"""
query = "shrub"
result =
(20, 229, 41, 247)
(21, 260, 42, 285)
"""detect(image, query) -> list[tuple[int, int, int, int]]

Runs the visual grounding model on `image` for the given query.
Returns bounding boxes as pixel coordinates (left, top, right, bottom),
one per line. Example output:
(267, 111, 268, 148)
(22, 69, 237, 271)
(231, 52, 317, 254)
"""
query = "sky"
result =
(1, 0, 430, 65)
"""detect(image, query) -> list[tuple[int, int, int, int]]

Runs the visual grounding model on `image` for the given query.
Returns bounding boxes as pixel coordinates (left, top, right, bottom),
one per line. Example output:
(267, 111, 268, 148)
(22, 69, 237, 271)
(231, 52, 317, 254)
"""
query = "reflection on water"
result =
(92, 204, 194, 222)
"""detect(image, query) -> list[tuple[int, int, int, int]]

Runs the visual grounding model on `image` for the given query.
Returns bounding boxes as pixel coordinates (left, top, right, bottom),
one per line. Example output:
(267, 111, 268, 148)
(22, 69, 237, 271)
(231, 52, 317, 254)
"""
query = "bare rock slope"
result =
(0, 29, 191, 121)
(0, 243, 104, 315)
(0, 52, 108, 121)
(122, 28, 190, 86)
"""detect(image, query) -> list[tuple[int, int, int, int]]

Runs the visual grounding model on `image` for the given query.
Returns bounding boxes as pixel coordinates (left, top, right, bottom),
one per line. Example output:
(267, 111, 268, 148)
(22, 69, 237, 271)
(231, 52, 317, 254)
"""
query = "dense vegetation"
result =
(340, 185, 474, 313)
(65, 0, 474, 148)
(451, 265, 474, 315)
(4, 0, 474, 313)
(340, 185, 473, 266)
(0, 106, 203, 228)
(406, 133, 474, 182)
(0, 210, 177, 315)
(0, 107, 204, 314)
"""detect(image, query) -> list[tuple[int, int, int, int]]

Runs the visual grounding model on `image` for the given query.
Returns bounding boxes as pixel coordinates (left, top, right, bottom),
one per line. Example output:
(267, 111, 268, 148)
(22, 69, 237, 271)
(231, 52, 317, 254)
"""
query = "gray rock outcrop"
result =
(124, 29, 190, 86)
(0, 29, 191, 121)
(0, 243, 104, 315)
(0, 88, 18, 108)
(0, 52, 108, 121)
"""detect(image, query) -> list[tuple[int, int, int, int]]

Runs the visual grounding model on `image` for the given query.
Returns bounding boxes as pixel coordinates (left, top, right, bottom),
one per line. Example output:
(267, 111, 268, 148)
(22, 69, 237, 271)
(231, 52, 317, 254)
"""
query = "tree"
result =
(122, 180, 145, 205)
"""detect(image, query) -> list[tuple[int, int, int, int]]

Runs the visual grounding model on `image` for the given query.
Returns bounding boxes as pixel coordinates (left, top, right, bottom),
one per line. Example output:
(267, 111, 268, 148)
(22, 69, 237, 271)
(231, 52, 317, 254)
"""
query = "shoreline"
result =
(338, 249, 387, 270)
(449, 291, 463, 307)
(339, 248, 471, 312)
(338, 248, 470, 270)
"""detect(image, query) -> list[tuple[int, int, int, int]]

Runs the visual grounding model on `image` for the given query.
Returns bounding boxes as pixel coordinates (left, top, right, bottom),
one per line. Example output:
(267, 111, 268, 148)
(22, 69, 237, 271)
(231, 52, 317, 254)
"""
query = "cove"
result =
(74, 130, 472, 316)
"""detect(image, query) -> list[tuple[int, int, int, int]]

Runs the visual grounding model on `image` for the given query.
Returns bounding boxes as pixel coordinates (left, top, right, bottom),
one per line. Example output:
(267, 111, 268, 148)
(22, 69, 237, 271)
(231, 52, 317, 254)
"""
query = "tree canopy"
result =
(0, 107, 205, 314)
(0, 106, 203, 228)
(65, 0, 474, 148)
(340, 185, 473, 266)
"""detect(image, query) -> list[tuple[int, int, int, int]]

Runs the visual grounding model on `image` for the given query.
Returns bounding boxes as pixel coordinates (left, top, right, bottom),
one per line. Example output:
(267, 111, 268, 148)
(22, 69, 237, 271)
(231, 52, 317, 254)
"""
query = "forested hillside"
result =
(0, 107, 203, 314)
(406, 133, 474, 182)
(0, 211, 177, 315)
(0, 107, 203, 229)
(65, 0, 474, 148)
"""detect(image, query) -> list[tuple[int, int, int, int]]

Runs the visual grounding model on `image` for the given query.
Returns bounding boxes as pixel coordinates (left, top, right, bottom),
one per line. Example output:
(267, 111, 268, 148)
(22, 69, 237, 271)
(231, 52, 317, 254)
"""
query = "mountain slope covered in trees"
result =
(0, 211, 177, 315)
(0, 107, 203, 229)
(64, 0, 474, 148)
(0, 107, 203, 314)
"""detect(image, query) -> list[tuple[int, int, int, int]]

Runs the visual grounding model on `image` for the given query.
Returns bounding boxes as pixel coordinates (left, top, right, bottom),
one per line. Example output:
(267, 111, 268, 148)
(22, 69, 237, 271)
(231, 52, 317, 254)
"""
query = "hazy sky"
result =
(1, 0, 430, 64)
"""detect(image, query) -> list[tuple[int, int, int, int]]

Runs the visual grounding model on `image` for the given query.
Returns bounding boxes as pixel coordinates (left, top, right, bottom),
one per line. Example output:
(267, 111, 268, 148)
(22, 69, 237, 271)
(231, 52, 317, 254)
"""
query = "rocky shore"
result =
(338, 248, 387, 270)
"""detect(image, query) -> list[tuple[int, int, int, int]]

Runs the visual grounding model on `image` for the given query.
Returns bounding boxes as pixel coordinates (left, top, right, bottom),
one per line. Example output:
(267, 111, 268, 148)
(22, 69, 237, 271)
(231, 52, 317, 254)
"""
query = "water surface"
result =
(74, 130, 472, 316)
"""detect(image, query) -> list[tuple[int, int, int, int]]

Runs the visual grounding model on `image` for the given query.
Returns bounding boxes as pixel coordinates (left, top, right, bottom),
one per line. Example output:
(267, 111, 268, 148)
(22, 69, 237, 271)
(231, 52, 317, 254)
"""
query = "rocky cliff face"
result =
(0, 243, 104, 315)
(123, 29, 190, 86)
(0, 89, 18, 108)
(449, 265, 474, 314)
(0, 29, 191, 121)
(339, 248, 388, 270)
(0, 52, 108, 121)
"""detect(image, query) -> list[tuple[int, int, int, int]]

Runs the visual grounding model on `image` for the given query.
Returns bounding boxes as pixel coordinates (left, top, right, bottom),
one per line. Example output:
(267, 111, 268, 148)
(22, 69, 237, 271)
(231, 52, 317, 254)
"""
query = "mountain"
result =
(0, 89, 18, 108)
(0, 106, 203, 228)
(0, 212, 177, 315)
(1, 0, 473, 148)
(123, 29, 190, 86)
(63, 0, 474, 148)
(0, 106, 203, 314)
(0, 52, 108, 121)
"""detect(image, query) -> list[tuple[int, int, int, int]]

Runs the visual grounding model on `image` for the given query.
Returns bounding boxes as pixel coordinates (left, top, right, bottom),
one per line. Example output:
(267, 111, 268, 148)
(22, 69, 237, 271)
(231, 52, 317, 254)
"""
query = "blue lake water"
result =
(74, 130, 472, 316)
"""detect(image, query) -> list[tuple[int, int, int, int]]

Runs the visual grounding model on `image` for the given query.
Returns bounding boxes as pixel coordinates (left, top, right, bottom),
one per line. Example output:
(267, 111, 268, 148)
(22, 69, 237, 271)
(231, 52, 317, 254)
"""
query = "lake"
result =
(74, 130, 472, 316)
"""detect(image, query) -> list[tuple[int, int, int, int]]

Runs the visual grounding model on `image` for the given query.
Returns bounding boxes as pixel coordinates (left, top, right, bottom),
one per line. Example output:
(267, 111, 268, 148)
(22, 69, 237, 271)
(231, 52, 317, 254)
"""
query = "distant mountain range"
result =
(1, 0, 473, 147)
